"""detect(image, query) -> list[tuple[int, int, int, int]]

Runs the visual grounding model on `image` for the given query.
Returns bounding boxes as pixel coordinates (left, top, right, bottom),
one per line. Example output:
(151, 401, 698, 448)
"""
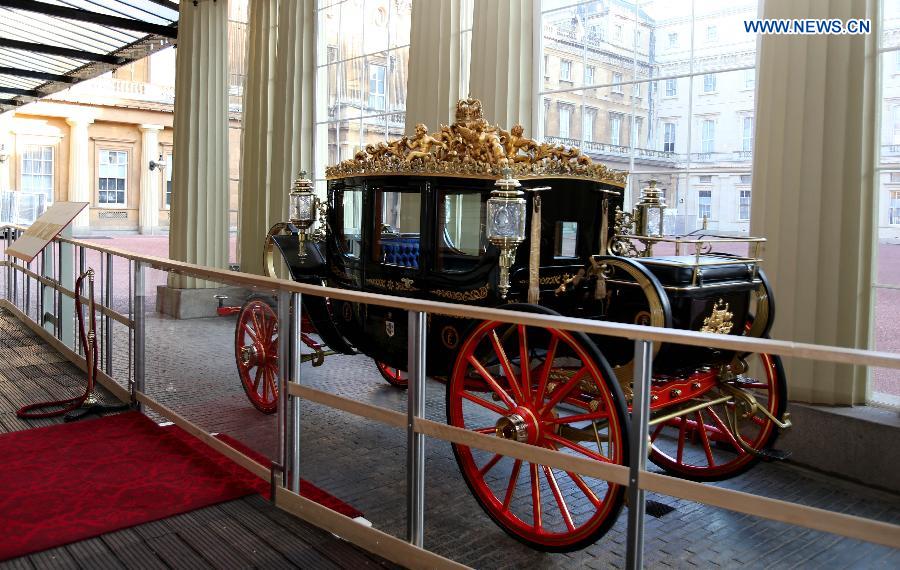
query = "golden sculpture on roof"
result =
(325, 97, 628, 187)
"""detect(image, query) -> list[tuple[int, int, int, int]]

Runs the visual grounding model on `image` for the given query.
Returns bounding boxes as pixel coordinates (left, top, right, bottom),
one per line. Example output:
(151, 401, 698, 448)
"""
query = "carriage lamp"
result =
(487, 169, 527, 299)
(289, 171, 317, 259)
(634, 179, 667, 238)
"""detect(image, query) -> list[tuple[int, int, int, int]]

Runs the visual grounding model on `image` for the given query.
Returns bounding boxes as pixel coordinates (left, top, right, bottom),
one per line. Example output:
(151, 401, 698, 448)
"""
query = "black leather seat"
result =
(639, 255, 754, 286)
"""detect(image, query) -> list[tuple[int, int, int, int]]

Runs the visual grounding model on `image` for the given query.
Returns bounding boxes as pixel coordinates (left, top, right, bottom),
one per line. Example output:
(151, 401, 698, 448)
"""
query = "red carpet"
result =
(0, 412, 358, 561)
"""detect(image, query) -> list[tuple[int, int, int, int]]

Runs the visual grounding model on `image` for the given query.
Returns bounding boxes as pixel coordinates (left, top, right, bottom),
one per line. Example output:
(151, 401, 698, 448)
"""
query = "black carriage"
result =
(233, 98, 791, 552)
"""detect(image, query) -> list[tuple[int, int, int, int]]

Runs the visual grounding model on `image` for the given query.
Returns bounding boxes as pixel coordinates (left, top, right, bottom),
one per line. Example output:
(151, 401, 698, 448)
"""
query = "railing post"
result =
(104, 252, 113, 373)
(277, 289, 291, 488)
(132, 261, 145, 409)
(57, 228, 74, 350)
(24, 258, 31, 319)
(289, 291, 302, 493)
(406, 310, 426, 547)
(626, 339, 653, 570)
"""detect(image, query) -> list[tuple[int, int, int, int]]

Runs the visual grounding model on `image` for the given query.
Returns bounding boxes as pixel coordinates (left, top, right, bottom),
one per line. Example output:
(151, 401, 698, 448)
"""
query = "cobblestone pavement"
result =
(109, 311, 900, 569)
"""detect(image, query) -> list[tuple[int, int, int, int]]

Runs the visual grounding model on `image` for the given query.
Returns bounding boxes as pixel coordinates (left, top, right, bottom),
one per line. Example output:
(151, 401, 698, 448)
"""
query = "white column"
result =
(237, 0, 278, 276)
(752, 0, 875, 404)
(138, 124, 163, 235)
(168, 0, 229, 289)
(0, 112, 12, 192)
(65, 115, 94, 234)
(405, 0, 464, 134)
(469, 0, 536, 133)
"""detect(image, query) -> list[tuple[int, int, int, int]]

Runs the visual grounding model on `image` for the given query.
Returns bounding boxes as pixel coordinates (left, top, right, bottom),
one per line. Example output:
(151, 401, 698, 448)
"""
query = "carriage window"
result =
(338, 189, 363, 258)
(375, 190, 421, 268)
(555, 221, 578, 258)
(436, 190, 487, 272)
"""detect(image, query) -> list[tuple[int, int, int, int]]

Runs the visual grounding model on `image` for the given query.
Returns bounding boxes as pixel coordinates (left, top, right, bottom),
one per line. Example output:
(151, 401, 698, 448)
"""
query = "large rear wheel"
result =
(447, 306, 630, 552)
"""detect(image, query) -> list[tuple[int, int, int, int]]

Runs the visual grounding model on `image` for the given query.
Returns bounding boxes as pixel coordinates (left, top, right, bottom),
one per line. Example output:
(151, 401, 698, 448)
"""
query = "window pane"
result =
(555, 221, 578, 257)
(376, 190, 420, 268)
(437, 189, 486, 272)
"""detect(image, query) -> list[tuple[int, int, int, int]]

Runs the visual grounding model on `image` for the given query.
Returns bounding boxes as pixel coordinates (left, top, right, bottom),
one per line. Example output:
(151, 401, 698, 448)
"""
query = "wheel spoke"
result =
(676, 415, 688, 463)
(539, 366, 590, 415)
(461, 391, 510, 416)
(544, 433, 611, 463)
(265, 371, 278, 403)
(518, 325, 532, 405)
(252, 367, 262, 392)
(529, 463, 541, 530)
(695, 411, 716, 466)
(707, 407, 745, 455)
(490, 331, 524, 403)
(479, 453, 503, 477)
(650, 422, 665, 442)
(544, 410, 610, 425)
(467, 355, 517, 409)
(542, 465, 575, 532)
(502, 459, 522, 511)
(533, 335, 559, 406)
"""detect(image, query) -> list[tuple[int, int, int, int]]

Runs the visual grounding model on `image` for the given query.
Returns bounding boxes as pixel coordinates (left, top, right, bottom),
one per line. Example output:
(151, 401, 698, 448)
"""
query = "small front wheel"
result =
(235, 298, 280, 414)
(375, 361, 408, 389)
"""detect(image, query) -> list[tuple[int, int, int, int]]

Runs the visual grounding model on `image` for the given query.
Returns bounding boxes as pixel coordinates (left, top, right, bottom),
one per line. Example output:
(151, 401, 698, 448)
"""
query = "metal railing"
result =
(1, 224, 899, 569)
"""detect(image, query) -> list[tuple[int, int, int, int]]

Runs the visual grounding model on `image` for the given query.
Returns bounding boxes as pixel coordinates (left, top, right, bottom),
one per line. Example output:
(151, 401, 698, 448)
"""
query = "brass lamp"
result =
(487, 168, 527, 299)
(634, 179, 666, 237)
(289, 171, 317, 259)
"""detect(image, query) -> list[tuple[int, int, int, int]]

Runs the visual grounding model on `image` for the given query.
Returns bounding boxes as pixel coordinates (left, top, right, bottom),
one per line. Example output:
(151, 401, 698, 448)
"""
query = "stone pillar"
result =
(752, 0, 875, 404)
(469, 0, 536, 133)
(65, 115, 94, 234)
(167, 0, 229, 289)
(237, 0, 278, 276)
(405, 0, 464, 134)
(138, 124, 163, 235)
(0, 112, 12, 192)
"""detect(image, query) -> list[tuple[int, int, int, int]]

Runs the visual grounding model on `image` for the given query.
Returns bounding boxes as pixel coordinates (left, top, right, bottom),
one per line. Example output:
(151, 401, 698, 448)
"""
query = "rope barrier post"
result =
(289, 291, 302, 494)
(626, 339, 653, 570)
(406, 309, 426, 547)
(132, 261, 145, 410)
(277, 289, 291, 489)
(104, 252, 113, 374)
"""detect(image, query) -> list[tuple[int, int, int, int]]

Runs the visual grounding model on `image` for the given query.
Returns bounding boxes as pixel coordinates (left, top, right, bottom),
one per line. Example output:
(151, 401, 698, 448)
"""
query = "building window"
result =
(583, 110, 595, 142)
(891, 172, 900, 183)
(701, 119, 715, 154)
(740, 174, 752, 184)
(698, 189, 712, 220)
(165, 153, 173, 208)
(610, 115, 622, 146)
(703, 73, 716, 93)
(665, 78, 677, 97)
(559, 106, 571, 138)
(633, 117, 643, 146)
(663, 122, 676, 152)
(891, 191, 900, 224)
(584, 65, 594, 85)
(614, 23, 623, 42)
(544, 54, 550, 78)
(706, 25, 717, 42)
(739, 189, 751, 221)
(744, 68, 756, 89)
(560, 59, 572, 81)
(21, 144, 54, 204)
(612, 72, 623, 93)
(633, 82, 641, 97)
(635, 29, 642, 45)
(742, 117, 754, 152)
(368, 64, 386, 111)
(98, 150, 127, 206)
(698, 175, 713, 184)
(668, 32, 678, 48)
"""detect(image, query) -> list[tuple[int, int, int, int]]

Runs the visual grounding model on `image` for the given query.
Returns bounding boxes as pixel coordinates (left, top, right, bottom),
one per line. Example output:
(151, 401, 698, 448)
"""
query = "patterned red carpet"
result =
(0, 412, 306, 560)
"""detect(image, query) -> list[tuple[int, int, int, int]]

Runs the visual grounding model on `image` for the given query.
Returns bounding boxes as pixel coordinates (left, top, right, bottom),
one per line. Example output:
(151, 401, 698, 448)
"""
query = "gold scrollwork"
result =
(431, 284, 490, 302)
(700, 299, 734, 335)
(365, 278, 418, 293)
(325, 97, 628, 187)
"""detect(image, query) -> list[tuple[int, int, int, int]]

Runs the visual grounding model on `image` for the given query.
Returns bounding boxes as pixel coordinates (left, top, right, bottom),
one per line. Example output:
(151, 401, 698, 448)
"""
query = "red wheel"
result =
(447, 312, 629, 552)
(648, 352, 787, 481)
(375, 361, 408, 388)
(235, 298, 279, 414)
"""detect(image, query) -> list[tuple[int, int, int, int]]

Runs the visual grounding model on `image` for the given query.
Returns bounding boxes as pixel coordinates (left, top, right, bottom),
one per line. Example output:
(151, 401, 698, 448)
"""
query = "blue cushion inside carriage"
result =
(380, 234, 420, 268)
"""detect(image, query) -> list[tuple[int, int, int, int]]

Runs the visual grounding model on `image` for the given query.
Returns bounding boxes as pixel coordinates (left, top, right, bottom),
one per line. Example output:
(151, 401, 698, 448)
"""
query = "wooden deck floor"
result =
(0, 309, 398, 570)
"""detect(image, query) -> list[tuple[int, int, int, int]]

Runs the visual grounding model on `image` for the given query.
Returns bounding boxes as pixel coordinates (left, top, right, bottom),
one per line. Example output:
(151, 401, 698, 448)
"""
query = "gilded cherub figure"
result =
(405, 123, 445, 162)
(457, 118, 506, 164)
(501, 124, 537, 162)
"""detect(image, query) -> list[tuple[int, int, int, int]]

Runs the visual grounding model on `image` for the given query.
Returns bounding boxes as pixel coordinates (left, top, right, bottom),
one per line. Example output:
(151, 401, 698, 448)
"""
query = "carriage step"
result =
(758, 448, 792, 462)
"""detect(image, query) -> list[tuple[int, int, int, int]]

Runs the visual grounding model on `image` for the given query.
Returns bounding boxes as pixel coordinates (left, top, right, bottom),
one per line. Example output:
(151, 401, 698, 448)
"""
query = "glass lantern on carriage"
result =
(289, 172, 317, 259)
(486, 169, 527, 299)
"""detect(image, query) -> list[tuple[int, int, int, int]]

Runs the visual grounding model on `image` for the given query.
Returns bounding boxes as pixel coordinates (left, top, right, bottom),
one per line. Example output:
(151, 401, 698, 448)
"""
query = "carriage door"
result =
(361, 184, 424, 366)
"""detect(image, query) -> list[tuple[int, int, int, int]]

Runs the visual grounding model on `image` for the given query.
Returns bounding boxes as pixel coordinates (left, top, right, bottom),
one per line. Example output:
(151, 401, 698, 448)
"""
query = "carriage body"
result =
(240, 98, 789, 552)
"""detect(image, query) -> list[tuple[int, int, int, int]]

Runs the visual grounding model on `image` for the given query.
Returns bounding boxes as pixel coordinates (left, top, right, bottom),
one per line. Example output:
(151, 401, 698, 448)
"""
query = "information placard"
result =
(5, 202, 88, 263)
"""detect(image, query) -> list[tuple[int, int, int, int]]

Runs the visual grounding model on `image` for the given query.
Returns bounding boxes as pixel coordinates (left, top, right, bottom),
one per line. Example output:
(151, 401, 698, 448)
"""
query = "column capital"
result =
(139, 124, 165, 133)
(65, 115, 95, 127)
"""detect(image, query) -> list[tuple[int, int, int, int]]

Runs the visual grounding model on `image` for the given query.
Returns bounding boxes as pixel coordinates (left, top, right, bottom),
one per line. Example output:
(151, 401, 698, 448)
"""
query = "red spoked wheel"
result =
(447, 309, 630, 552)
(648, 352, 787, 481)
(235, 298, 280, 414)
(375, 361, 408, 389)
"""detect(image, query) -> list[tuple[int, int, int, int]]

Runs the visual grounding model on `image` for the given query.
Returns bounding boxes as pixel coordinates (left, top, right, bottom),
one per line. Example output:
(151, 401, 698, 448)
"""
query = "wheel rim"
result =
(235, 300, 279, 413)
(376, 361, 408, 388)
(448, 320, 626, 550)
(648, 352, 784, 480)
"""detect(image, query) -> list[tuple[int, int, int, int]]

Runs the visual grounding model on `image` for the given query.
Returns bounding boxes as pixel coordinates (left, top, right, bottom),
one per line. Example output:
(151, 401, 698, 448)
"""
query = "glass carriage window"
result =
(555, 221, 578, 258)
(436, 189, 486, 272)
(337, 189, 363, 258)
(375, 190, 421, 268)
